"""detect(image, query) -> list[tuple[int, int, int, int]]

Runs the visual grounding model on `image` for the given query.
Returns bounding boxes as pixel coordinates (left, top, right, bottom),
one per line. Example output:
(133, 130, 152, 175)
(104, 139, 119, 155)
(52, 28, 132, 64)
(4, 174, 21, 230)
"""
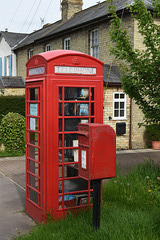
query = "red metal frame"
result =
(25, 82, 44, 221)
(25, 50, 104, 222)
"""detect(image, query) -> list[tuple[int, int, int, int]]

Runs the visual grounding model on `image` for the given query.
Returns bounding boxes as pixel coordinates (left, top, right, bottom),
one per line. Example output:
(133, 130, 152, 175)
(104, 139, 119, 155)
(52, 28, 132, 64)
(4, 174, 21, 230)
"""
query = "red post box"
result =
(78, 123, 116, 180)
(25, 50, 104, 222)
(78, 123, 116, 229)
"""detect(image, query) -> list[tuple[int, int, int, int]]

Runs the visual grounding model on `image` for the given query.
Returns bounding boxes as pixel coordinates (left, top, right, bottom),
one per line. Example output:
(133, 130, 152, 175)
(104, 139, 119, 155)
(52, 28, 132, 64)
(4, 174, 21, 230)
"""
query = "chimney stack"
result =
(61, 0, 83, 22)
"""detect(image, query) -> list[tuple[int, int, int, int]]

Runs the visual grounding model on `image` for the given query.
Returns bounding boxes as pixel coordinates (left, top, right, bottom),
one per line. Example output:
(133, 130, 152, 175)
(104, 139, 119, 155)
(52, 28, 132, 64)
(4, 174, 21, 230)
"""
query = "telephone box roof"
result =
(26, 50, 104, 65)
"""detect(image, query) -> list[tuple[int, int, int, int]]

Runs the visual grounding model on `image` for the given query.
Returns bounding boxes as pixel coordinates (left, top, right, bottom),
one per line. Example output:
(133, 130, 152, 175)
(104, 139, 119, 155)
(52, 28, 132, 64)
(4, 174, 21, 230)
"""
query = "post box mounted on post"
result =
(78, 123, 116, 229)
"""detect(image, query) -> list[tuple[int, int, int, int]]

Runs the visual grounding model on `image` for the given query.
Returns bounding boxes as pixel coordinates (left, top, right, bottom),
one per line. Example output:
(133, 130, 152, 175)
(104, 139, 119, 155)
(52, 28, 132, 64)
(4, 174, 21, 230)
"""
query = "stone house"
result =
(0, 31, 27, 95)
(0, 31, 27, 77)
(13, 0, 157, 149)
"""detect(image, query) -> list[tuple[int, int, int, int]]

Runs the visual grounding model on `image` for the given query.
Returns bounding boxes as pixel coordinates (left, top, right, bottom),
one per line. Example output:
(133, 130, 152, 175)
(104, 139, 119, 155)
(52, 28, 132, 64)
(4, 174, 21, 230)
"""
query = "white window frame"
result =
(45, 44, 51, 52)
(113, 92, 127, 120)
(64, 37, 71, 50)
(28, 49, 33, 59)
(90, 29, 99, 59)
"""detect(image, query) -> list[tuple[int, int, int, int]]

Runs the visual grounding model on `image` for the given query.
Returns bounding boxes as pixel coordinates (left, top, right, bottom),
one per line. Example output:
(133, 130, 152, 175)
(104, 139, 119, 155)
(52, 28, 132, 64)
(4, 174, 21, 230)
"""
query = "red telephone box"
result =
(25, 50, 104, 222)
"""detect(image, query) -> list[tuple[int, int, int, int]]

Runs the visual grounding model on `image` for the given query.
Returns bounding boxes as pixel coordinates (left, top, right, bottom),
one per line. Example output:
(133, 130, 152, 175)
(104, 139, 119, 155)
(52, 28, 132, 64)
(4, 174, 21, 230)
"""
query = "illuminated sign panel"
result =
(29, 67, 45, 75)
(55, 66, 96, 75)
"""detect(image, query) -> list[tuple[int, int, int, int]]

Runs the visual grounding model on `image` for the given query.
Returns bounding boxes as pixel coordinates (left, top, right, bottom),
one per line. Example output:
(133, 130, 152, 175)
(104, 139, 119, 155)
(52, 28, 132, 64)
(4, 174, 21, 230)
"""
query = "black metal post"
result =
(93, 179, 101, 230)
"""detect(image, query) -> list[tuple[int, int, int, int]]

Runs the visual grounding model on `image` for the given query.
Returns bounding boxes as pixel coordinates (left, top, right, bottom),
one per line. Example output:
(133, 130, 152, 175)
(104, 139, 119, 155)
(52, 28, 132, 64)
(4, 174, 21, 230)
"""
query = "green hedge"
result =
(0, 95, 25, 123)
(0, 112, 25, 154)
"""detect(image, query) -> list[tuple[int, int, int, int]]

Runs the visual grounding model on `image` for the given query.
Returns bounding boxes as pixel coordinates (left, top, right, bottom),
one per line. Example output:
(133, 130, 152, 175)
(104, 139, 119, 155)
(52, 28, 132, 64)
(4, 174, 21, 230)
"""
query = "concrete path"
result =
(0, 156, 35, 240)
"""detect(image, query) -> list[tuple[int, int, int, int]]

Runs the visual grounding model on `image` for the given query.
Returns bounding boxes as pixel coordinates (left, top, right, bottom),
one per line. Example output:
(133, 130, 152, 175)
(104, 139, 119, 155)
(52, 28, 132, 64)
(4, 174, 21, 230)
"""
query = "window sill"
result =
(112, 118, 127, 121)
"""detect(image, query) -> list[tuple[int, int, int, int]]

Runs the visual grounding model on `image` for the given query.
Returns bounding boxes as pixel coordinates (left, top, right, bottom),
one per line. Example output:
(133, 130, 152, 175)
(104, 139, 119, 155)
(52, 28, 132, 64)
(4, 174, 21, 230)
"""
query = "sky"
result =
(0, 0, 103, 34)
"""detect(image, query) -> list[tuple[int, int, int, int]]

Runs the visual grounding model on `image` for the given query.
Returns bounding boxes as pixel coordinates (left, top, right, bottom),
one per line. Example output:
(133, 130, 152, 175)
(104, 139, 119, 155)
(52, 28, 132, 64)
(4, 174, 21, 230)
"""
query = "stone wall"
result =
(16, 13, 134, 80)
(3, 88, 25, 96)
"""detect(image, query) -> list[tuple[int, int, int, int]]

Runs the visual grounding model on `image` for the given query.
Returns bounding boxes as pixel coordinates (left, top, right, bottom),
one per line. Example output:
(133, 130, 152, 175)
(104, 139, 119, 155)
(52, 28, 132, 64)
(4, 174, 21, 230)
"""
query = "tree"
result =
(107, 0, 160, 124)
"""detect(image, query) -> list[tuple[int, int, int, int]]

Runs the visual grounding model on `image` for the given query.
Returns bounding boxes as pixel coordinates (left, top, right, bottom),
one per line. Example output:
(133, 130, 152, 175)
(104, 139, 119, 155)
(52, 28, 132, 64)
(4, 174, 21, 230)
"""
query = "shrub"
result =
(145, 123, 160, 141)
(0, 112, 25, 154)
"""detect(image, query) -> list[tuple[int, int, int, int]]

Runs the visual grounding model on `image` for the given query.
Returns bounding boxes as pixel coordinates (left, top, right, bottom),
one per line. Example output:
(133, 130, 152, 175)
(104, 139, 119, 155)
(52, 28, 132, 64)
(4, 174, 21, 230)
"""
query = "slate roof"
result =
(0, 76, 25, 88)
(41, 0, 153, 40)
(103, 64, 121, 85)
(13, 20, 62, 50)
(0, 31, 28, 48)
(13, 0, 154, 50)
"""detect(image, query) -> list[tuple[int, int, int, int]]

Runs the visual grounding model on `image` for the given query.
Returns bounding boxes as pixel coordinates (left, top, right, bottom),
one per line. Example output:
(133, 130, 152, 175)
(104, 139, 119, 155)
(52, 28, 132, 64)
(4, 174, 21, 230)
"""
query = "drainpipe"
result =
(129, 98, 133, 149)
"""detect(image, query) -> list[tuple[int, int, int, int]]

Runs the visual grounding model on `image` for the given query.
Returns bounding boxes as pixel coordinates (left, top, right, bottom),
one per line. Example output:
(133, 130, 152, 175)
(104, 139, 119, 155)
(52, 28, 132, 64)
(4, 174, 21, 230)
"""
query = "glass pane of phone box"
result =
(58, 179, 92, 208)
(64, 119, 88, 131)
(59, 193, 90, 209)
(65, 87, 89, 100)
(64, 103, 89, 116)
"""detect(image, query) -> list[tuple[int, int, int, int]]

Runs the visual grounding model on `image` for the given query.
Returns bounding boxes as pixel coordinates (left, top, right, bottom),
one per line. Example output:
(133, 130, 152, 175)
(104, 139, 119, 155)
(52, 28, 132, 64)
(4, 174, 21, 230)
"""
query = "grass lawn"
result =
(16, 160, 160, 240)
